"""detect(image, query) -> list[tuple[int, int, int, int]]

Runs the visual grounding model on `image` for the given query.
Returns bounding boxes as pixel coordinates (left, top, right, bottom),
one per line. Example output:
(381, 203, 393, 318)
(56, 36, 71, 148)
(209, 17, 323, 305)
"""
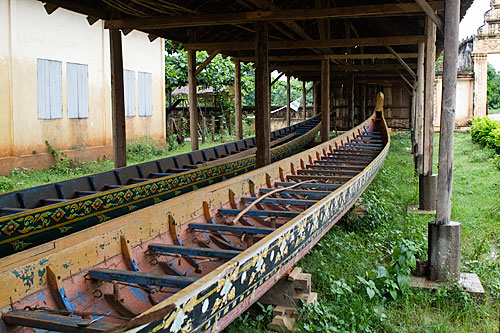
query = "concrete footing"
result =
(419, 174, 437, 211)
(428, 221, 462, 282)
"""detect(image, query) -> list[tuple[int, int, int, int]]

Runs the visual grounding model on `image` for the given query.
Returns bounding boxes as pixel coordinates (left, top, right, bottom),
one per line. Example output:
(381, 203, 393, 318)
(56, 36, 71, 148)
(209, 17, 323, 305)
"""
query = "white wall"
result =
(0, 0, 165, 160)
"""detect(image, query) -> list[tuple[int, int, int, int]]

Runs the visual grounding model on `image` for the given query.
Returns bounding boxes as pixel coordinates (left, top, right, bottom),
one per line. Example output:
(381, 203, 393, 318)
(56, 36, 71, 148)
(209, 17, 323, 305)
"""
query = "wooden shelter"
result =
(37, 0, 472, 281)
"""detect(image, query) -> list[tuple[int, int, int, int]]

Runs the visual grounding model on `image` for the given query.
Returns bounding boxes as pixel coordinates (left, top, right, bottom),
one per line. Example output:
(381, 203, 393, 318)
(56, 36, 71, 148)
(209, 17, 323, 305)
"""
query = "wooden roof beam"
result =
(104, 2, 444, 30)
(385, 45, 417, 79)
(195, 50, 220, 76)
(236, 53, 418, 62)
(415, 0, 444, 33)
(271, 72, 285, 86)
(185, 36, 424, 51)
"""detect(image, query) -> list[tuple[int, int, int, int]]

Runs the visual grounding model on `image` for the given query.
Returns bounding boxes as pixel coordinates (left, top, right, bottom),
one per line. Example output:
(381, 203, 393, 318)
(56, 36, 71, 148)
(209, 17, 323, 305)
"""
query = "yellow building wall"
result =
(0, 0, 165, 171)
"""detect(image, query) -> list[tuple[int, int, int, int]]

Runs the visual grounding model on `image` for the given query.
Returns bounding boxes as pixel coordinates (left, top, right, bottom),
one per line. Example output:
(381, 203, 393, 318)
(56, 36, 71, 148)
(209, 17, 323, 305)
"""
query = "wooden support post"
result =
(109, 29, 126, 168)
(436, 0, 459, 225)
(313, 81, 319, 116)
(302, 81, 307, 120)
(423, 16, 437, 177)
(201, 114, 206, 144)
(211, 116, 215, 141)
(361, 84, 367, 122)
(321, 59, 330, 142)
(234, 60, 243, 140)
(419, 15, 438, 211)
(286, 75, 291, 126)
(429, 0, 461, 283)
(350, 75, 355, 128)
(255, 22, 270, 167)
(415, 40, 425, 172)
(187, 49, 199, 151)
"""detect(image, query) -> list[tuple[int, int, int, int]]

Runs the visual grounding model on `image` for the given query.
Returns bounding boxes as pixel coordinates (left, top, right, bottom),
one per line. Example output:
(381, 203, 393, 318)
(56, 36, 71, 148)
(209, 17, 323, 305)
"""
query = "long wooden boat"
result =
(0, 116, 320, 256)
(0, 93, 389, 332)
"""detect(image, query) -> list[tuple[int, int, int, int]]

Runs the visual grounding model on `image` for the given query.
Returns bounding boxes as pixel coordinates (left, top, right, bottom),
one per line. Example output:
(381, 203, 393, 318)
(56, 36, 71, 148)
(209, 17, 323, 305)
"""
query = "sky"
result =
(460, 0, 500, 69)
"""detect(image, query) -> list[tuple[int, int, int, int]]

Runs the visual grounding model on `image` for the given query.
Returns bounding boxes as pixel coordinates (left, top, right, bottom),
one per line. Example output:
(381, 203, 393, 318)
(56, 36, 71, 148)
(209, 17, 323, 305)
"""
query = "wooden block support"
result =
(255, 22, 270, 167)
(259, 267, 314, 308)
(109, 29, 126, 168)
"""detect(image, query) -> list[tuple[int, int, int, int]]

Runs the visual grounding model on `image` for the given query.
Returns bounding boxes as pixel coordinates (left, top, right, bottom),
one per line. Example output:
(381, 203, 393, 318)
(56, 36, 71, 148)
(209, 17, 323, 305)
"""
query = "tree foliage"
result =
(487, 63, 500, 111)
(165, 39, 313, 109)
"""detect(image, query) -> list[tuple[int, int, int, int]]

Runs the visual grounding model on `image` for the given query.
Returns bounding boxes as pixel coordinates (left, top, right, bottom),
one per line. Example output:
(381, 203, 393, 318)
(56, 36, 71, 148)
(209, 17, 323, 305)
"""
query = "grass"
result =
(226, 131, 500, 332)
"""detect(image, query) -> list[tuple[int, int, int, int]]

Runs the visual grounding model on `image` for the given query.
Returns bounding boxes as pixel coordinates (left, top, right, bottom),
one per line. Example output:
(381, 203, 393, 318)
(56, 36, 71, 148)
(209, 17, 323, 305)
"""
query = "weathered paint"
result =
(0, 0, 165, 173)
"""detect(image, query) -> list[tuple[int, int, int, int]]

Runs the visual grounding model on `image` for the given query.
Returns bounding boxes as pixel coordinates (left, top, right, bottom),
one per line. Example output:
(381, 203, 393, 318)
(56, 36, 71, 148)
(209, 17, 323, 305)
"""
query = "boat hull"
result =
(0, 121, 319, 256)
(121, 116, 389, 332)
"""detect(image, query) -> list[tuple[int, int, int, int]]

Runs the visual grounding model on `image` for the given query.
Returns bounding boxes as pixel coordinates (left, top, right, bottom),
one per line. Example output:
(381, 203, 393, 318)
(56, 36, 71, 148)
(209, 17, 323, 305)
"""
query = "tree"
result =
(487, 63, 500, 111)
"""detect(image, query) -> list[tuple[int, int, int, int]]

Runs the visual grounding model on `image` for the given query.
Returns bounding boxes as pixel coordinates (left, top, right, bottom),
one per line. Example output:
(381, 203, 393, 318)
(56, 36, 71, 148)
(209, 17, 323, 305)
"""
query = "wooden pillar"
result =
(410, 84, 417, 151)
(302, 81, 307, 120)
(286, 75, 291, 126)
(350, 75, 355, 128)
(201, 114, 206, 144)
(415, 41, 425, 172)
(187, 49, 199, 151)
(436, 0, 459, 225)
(419, 16, 438, 211)
(361, 84, 367, 122)
(255, 22, 270, 167)
(234, 60, 243, 140)
(109, 29, 126, 168)
(428, 0, 461, 283)
(313, 81, 319, 116)
(211, 116, 215, 141)
(321, 59, 330, 142)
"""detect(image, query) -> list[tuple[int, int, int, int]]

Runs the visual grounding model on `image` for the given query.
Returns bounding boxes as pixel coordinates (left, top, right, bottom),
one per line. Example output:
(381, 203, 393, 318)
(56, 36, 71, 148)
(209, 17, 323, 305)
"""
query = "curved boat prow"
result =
(0, 94, 389, 333)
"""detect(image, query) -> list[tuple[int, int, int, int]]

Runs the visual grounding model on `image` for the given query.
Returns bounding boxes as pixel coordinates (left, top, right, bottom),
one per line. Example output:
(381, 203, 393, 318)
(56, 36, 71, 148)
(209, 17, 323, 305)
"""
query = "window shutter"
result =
(49, 60, 62, 119)
(124, 70, 136, 117)
(78, 64, 89, 118)
(67, 63, 89, 119)
(37, 59, 62, 119)
(138, 72, 153, 117)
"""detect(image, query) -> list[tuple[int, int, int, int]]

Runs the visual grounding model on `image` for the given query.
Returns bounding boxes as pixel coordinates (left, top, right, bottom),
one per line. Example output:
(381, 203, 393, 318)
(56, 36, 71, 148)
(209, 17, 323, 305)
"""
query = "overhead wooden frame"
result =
(185, 36, 425, 51)
(104, 2, 444, 30)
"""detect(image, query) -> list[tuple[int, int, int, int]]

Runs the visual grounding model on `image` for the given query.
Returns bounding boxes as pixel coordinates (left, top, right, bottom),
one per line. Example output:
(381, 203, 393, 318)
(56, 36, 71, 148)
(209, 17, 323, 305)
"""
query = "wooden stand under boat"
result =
(0, 93, 389, 333)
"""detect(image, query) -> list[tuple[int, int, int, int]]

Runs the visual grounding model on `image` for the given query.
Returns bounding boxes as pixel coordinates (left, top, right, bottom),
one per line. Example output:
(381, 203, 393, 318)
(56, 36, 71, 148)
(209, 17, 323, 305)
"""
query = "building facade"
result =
(0, 0, 165, 175)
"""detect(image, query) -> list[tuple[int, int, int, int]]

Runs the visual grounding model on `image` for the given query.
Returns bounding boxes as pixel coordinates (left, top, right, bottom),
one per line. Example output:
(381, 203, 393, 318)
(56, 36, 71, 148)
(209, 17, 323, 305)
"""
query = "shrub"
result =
(471, 117, 500, 153)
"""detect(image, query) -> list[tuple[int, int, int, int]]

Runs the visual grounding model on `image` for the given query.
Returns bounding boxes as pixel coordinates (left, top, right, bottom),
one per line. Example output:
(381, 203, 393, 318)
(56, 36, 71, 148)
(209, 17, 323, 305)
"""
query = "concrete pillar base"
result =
(419, 174, 437, 211)
(428, 221, 461, 282)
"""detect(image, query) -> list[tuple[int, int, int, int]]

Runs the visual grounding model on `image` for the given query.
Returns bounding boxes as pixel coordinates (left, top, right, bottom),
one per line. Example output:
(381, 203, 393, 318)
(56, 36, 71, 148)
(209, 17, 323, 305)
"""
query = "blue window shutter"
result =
(37, 59, 62, 119)
(145, 72, 152, 117)
(67, 63, 89, 119)
(124, 70, 136, 117)
(67, 63, 78, 118)
(78, 64, 89, 118)
(37, 59, 49, 119)
(138, 72, 153, 117)
(138, 72, 145, 116)
(49, 60, 62, 119)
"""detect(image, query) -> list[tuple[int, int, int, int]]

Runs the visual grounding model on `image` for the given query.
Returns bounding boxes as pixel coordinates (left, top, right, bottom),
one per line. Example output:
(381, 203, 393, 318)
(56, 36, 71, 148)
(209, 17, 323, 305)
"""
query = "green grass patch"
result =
(226, 131, 500, 332)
